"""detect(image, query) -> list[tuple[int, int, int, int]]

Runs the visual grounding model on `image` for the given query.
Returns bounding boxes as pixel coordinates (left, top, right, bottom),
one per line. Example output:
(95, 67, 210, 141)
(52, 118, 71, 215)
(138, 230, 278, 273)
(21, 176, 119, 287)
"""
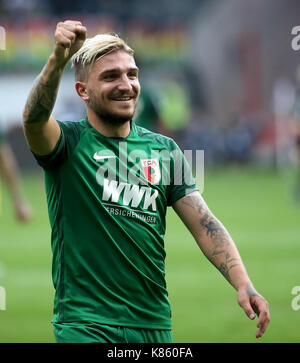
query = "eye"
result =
(104, 74, 117, 81)
(128, 72, 138, 80)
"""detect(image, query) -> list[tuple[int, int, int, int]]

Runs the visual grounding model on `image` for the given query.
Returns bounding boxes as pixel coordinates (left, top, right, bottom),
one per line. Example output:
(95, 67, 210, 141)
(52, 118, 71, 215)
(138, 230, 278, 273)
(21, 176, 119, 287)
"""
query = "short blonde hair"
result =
(71, 33, 134, 81)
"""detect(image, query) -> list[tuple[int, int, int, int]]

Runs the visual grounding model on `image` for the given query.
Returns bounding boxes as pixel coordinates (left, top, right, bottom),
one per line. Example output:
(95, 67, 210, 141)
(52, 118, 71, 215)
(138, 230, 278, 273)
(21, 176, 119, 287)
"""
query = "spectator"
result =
(0, 124, 32, 221)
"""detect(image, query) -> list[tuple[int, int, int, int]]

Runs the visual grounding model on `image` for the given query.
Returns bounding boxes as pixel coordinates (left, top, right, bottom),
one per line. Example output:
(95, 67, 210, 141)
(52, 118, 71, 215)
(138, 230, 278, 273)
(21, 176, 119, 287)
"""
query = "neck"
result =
(87, 108, 131, 138)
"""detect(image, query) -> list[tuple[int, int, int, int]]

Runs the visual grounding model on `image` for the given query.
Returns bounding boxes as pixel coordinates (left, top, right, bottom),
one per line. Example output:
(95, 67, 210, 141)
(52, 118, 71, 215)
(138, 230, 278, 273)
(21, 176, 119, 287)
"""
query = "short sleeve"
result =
(167, 139, 198, 206)
(32, 120, 81, 170)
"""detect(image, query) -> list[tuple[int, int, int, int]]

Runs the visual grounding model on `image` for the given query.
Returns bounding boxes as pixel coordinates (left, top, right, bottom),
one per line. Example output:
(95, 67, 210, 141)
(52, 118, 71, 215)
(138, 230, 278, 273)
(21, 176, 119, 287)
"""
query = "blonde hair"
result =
(71, 33, 134, 81)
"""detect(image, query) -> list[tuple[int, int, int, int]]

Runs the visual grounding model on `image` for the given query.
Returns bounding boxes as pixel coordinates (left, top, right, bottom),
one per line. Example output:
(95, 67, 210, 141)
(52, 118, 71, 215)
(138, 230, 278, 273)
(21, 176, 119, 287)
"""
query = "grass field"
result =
(0, 167, 299, 343)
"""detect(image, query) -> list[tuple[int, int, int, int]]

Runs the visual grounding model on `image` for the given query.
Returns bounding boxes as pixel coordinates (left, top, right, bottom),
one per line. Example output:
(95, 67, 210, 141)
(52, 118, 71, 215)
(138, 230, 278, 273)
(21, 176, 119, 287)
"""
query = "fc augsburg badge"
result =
(141, 158, 161, 184)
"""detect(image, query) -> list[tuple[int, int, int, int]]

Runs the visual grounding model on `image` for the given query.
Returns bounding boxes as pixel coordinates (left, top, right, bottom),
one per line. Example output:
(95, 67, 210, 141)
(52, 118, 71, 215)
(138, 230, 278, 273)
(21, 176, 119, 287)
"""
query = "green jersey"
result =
(33, 117, 197, 329)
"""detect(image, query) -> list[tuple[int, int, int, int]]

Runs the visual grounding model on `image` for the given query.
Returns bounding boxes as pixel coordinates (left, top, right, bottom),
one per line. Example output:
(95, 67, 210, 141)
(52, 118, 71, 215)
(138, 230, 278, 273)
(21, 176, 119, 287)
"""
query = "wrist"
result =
(236, 280, 251, 291)
(48, 53, 68, 71)
(237, 281, 260, 296)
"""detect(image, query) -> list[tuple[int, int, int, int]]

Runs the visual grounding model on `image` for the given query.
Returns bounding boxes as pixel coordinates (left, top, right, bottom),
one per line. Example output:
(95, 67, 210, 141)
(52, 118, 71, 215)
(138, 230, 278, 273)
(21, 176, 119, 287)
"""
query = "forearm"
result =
(178, 192, 255, 291)
(23, 54, 66, 125)
(173, 191, 270, 337)
(195, 216, 252, 291)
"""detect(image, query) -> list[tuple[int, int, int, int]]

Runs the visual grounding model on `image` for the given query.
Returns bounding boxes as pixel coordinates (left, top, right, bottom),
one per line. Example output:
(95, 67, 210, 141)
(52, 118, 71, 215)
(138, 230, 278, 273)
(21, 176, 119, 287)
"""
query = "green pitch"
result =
(0, 167, 299, 342)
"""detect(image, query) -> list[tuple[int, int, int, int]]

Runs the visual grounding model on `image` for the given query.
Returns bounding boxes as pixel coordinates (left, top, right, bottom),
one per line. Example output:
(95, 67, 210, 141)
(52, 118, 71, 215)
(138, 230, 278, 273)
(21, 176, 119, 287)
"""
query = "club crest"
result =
(141, 158, 161, 184)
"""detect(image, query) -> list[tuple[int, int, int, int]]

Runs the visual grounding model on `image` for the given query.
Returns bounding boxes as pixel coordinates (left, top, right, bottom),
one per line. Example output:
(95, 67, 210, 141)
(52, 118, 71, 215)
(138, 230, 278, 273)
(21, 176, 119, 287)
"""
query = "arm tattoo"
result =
(23, 67, 61, 124)
(246, 281, 259, 297)
(182, 194, 241, 284)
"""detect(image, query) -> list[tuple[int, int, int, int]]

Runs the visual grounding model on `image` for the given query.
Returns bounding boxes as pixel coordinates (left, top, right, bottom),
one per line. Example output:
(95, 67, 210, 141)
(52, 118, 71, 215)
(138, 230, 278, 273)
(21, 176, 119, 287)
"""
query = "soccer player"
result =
(22, 20, 270, 343)
(0, 125, 32, 221)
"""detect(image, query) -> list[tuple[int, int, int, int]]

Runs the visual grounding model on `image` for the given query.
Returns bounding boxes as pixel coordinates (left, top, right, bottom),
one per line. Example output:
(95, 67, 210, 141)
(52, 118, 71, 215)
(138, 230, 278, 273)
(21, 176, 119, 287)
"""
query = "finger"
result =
(251, 297, 269, 320)
(55, 32, 73, 49)
(252, 299, 270, 338)
(56, 25, 86, 48)
(238, 298, 256, 320)
(244, 304, 256, 320)
(75, 25, 87, 34)
(74, 25, 87, 40)
(256, 310, 270, 338)
(64, 20, 82, 28)
(256, 321, 267, 339)
(58, 28, 77, 44)
(63, 21, 85, 38)
(57, 21, 78, 35)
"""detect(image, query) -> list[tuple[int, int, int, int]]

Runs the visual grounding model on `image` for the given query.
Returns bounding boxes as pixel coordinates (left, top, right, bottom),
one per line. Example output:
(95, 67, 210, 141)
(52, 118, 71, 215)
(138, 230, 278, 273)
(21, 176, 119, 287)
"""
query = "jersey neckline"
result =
(84, 116, 137, 141)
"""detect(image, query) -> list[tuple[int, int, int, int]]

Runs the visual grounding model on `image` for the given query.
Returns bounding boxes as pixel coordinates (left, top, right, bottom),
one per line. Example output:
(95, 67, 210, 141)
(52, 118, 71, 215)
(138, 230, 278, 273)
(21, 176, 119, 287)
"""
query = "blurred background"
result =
(0, 0, 300, 343)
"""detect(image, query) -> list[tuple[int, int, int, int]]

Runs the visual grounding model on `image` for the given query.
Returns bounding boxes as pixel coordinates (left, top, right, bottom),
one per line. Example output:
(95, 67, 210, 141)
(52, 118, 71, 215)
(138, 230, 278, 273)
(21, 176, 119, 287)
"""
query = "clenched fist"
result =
(52, 20, 87, 66)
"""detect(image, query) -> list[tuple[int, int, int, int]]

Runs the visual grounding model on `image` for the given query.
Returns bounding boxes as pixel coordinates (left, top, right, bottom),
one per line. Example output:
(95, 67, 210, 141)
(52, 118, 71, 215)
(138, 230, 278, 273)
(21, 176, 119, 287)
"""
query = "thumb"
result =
(238, 296, 256, 320)
(242, 303, 256, 320)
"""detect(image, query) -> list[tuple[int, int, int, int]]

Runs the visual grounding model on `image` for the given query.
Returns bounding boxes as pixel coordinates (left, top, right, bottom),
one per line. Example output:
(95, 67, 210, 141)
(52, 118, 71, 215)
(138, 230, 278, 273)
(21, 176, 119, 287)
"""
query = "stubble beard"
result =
(88, 90, 137, 126)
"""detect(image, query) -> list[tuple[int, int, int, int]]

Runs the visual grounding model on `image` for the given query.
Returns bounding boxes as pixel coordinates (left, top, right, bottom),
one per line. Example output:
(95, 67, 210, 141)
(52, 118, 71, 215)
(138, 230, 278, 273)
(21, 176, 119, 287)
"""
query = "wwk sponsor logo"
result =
(102, 179, 158, 212)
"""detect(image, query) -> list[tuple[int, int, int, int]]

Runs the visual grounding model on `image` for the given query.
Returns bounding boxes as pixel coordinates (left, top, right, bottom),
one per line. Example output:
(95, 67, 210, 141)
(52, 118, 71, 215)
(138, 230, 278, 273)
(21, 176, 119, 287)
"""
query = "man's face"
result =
(85, 50, 140, 125)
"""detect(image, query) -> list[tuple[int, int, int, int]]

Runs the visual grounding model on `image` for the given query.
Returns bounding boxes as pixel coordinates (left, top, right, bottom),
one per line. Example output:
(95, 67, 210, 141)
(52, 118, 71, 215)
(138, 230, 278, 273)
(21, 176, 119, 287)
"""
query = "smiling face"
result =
(81, 50, 140, 125)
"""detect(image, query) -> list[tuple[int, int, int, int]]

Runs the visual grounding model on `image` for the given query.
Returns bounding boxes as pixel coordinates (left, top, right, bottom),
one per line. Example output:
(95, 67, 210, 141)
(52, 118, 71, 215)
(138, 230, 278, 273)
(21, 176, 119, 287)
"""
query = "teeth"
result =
(115, 97, 131, 101)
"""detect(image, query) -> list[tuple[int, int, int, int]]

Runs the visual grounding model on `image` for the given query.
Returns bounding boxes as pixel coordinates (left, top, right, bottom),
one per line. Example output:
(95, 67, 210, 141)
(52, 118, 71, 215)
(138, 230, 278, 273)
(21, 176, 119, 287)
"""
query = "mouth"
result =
(110, 91, 137, 101)
(111, 96, 134, 102)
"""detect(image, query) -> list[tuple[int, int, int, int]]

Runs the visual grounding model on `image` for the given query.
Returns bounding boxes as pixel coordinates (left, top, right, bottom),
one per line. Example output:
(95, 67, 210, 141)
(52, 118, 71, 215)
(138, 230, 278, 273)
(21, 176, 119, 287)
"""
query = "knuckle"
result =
(63, 22, 74, 30)
(64, 20, 80, 27)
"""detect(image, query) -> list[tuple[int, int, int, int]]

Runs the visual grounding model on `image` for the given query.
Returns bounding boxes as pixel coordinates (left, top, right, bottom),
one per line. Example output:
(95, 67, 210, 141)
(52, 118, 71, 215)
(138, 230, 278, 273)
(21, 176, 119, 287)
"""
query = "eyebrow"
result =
(99, 67, 139, 77)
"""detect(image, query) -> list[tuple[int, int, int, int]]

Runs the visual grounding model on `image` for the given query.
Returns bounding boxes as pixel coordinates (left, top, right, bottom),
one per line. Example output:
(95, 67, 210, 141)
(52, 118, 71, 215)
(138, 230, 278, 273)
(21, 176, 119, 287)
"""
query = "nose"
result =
(117, 74, 133, 92)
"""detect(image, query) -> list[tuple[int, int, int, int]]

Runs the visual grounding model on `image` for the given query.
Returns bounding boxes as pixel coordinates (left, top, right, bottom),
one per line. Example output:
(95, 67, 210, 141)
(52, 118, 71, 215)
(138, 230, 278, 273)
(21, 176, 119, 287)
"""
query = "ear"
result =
(75, 81, 89, 102)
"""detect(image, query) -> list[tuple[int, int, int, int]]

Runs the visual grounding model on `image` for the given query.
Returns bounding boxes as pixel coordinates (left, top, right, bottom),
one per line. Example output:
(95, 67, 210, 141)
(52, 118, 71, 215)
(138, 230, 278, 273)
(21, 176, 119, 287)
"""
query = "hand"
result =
(52, 20, 87, 66)
(237, 283, 270, 339)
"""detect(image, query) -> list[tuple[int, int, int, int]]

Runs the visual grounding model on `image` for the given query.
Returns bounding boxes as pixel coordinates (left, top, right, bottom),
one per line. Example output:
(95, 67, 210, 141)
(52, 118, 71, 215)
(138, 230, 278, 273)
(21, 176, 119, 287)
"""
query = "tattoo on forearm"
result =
(182, 194, 241, 283)
(219, 263, 231, 283)
(23, 69, 60, 124)
(246, 281, 259, 297)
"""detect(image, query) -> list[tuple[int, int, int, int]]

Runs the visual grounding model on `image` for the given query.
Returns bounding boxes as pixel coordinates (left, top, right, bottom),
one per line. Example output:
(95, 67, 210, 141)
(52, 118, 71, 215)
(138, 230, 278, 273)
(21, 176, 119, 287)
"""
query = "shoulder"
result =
(57, 118, 88, 143)
(57, 118, 86, 134)
(134, 124, 179, 151)
(55, 118, 88, 155)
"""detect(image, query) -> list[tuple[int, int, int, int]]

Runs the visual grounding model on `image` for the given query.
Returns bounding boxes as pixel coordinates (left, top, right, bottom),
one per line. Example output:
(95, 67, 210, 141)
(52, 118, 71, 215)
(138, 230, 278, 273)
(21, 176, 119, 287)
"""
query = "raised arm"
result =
(172, 191, 270, 339)
(23, 20, 86, 155)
